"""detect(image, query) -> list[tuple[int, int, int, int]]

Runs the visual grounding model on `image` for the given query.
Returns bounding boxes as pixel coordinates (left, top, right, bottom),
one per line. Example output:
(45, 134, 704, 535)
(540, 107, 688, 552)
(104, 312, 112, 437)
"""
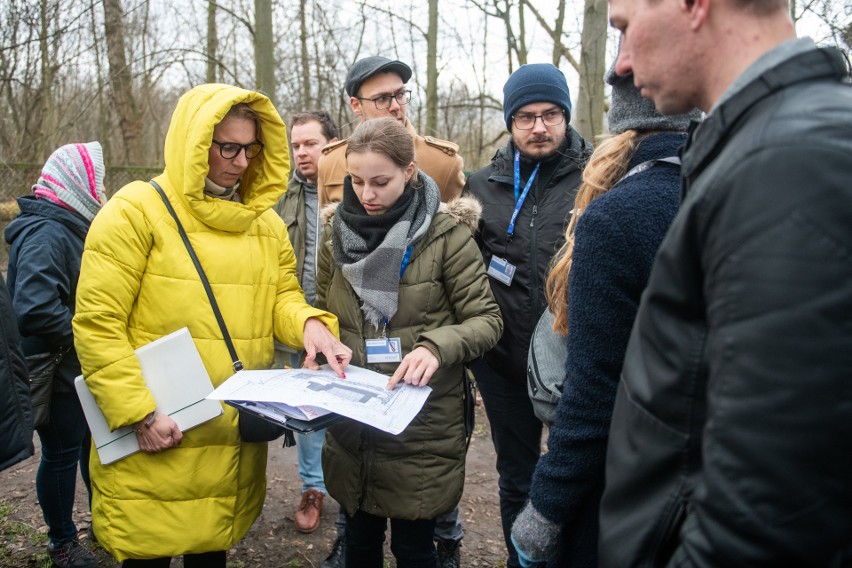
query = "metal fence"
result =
(1, 163, 162, 269)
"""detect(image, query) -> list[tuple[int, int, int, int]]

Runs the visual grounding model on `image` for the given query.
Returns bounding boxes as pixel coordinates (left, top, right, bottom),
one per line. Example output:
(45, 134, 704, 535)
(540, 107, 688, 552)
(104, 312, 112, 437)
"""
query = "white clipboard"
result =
(75, 327, 223, 464)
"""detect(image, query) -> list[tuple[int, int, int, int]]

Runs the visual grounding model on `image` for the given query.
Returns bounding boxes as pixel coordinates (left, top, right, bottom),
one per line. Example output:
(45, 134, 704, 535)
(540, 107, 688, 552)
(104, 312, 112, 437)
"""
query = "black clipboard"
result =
(226, 400, 342, 434)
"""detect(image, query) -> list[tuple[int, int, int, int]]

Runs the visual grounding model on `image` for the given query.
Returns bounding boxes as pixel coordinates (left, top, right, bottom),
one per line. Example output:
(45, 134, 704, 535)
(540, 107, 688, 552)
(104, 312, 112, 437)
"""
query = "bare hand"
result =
(134, 412, 182, 453)
(387, 347, 439, 390)
(303, 317, 352, 377)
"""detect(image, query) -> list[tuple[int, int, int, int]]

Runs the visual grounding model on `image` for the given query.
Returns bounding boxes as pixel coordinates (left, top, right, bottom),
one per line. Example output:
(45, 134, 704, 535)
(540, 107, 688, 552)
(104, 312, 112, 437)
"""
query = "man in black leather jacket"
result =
(602, 0, 852, 564)
(465, 63, 591, 568)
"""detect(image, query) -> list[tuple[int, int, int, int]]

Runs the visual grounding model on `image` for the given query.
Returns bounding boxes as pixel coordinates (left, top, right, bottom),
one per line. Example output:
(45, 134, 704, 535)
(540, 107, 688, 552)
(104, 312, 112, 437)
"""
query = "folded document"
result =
(208, 365, 431, 435)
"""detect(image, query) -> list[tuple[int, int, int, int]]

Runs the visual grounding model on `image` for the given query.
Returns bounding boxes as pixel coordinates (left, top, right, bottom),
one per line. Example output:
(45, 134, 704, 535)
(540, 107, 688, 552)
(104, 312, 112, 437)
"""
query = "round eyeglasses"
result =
(356, 90, 412, 110)
(511, 109, 565, 130)
(211, 139, 265, 160)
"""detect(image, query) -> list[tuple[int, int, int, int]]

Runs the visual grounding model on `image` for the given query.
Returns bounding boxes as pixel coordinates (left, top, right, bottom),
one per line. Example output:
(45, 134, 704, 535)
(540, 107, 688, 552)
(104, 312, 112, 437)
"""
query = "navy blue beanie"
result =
(503, 63, 572, 132)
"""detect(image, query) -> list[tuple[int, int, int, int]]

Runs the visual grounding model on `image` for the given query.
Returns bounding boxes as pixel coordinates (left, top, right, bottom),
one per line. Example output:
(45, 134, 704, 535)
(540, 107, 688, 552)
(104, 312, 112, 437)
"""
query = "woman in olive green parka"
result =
(315, 118, 502, 567)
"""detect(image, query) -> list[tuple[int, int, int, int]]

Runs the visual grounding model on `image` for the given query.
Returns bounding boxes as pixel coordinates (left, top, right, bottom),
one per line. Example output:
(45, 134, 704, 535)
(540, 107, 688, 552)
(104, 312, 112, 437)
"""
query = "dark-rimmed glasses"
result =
(512, 109, 565, 130)
(356, 90, 412, 110)
(211, 139, 264, 160)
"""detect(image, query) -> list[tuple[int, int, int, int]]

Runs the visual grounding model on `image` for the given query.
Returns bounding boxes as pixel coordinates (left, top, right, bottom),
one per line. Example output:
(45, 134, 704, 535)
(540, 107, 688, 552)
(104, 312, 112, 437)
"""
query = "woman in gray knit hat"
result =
(509, 65, 702, 567)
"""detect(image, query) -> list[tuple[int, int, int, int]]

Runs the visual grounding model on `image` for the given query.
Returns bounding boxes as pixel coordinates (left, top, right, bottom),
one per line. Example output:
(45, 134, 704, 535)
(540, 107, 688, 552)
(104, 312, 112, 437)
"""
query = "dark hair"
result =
(290, 111, 339, 141)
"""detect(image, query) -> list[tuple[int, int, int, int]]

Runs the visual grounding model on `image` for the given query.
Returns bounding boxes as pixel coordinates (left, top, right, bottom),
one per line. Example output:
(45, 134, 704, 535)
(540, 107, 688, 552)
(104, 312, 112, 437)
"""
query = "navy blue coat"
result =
(527, 132, 686, 566)
(0, 271, 35, 471)
(5, 196, 89, 391)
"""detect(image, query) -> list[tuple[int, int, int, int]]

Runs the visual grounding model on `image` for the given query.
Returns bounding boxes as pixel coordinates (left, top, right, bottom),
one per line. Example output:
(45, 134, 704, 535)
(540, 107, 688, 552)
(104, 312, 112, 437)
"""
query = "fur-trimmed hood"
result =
(321, 194, 482, 234)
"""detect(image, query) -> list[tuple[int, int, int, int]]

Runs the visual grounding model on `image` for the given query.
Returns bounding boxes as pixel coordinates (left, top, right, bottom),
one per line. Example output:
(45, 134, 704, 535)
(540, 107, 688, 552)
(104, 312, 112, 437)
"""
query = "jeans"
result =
(344, 509, 436, 568)
(470, 357, 543, 568)
(434, 506, 464, 541)
(297, 429, 327, 493)
(121, 550, 226, 567)
(36, 388, 92, 546)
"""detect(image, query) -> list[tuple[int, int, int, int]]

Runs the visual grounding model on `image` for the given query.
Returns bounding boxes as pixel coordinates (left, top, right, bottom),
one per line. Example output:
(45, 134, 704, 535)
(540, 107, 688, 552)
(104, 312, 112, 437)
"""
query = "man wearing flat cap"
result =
(465, 63, 592, 568)
(316, 56, 465, 206)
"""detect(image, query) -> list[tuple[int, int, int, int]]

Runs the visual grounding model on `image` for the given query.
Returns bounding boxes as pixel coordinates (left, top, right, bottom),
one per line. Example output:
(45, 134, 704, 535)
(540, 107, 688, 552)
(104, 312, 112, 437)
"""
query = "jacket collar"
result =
(5, 195, 90, 242)
(681, 46, 849, 185)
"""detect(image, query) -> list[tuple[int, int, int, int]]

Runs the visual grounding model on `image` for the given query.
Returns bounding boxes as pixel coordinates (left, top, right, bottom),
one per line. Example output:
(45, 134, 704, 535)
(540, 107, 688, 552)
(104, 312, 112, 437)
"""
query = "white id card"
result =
(487, 255, 516, 286)
(366, 338, 403, 363)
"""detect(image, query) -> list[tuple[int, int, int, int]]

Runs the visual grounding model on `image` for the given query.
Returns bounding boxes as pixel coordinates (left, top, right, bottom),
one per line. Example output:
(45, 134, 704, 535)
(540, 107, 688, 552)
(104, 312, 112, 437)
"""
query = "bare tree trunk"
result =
(254, 0, 276, 107)
(103, 0, 143, 164)
(425, 0, 439, 135)
(89, 0, 110, 162)
(299, 0, 311, 108)
(207, 0, 218, 83)
(574, 0, 607, 142)
(37, 0, 56, 159)
(551, 0, 566, 65)
(517, 0, 527, 65)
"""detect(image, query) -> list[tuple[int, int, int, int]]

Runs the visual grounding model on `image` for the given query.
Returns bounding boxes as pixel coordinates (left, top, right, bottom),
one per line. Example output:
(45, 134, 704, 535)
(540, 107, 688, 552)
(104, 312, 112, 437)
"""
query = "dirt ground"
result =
(0, 403, 516, 568)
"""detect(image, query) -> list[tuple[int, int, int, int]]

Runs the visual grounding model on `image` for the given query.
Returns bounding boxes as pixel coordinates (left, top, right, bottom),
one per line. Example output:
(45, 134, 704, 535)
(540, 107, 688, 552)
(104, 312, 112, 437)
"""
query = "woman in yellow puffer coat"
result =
(72, 84, 351, 566)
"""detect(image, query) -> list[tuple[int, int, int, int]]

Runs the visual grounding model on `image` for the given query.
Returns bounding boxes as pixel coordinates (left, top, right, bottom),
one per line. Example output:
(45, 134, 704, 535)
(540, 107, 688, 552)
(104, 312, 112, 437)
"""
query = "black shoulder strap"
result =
(149, 181, 243, 373)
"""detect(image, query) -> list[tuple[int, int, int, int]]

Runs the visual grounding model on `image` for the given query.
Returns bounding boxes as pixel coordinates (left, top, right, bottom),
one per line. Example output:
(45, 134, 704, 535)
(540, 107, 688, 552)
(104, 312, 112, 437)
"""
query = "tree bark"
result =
(254, 0, 276, 107)
(207, 0, 218, 83)
(573, 0, 607, 142)
(103, 0, 143, 164)
(425, 0, 439, 135)
(298, 0, 311, 107)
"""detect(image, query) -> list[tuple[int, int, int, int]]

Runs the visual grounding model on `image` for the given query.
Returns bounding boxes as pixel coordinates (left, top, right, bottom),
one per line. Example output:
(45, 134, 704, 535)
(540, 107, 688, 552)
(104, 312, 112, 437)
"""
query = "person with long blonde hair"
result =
(510, 65, 701, 567)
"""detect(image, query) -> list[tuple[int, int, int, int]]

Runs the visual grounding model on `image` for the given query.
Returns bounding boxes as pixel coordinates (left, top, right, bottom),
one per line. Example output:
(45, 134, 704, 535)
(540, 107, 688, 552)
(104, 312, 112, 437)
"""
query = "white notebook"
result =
(75, 327, 223, 464)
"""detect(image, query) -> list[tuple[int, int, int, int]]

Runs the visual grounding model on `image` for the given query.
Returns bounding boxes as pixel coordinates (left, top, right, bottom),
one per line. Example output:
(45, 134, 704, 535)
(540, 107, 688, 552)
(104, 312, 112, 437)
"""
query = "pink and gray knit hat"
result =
(32, 142, 106, 222)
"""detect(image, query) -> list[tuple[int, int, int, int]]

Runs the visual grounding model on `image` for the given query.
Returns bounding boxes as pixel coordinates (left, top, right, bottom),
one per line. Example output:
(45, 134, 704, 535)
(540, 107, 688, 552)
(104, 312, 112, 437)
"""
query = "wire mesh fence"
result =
(1, 163, 161, 269)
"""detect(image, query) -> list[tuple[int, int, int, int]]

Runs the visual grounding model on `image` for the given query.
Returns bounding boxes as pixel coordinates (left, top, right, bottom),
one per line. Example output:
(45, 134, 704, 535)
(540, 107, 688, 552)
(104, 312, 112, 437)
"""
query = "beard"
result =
(518, 134, 563, 161)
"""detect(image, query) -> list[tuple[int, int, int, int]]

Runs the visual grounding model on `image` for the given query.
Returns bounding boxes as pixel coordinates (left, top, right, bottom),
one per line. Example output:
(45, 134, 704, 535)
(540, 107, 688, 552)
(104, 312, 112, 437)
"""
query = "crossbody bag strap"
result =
(149, 181, 243, 373)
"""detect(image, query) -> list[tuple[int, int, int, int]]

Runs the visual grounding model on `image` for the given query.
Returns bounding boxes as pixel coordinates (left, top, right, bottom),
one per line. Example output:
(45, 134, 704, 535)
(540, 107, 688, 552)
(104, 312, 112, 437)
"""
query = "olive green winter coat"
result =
(317, 195, 502, 520)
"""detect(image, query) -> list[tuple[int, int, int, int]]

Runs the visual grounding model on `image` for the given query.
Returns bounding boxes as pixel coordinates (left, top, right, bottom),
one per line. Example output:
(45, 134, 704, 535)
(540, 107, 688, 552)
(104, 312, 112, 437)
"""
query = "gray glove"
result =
(511, 501, 561, 564)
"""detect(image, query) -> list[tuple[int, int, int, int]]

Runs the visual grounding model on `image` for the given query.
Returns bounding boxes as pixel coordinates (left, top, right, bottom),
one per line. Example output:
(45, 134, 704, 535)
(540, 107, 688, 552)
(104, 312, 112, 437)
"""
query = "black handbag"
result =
(151, 181, 290, 445)
(26, 347, 69, 430)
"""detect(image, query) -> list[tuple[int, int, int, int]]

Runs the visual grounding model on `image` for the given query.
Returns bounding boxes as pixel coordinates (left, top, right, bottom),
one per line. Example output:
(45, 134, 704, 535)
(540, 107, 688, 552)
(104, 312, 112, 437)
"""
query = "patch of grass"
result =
(285, 560, 303, 568)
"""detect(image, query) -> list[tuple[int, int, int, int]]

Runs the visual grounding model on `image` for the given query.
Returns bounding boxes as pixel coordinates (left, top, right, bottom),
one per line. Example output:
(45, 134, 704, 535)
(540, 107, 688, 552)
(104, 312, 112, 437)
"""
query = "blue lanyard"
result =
(399, 245, 414, 279)
(508, 149, 540, 238)
(381, 245, 415, 329)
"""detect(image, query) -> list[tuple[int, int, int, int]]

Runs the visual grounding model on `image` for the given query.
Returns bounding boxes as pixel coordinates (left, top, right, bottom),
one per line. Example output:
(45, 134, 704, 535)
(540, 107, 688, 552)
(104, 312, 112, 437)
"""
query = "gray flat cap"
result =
(345, 56, 412, 97)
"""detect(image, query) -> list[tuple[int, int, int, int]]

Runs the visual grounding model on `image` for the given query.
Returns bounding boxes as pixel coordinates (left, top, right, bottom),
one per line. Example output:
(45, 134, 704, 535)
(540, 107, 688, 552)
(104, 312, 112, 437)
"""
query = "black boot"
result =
(436, 538, 461, 568)
(320, 534, 345, 568)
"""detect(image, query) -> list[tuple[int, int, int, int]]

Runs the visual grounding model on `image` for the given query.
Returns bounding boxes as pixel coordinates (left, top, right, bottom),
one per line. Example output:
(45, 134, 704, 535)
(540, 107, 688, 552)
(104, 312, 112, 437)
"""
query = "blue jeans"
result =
(345, 509, 436, 568)
(36, 388, 92, 546)
(297, 429, 327, 493)
(470, 357, 543, 568)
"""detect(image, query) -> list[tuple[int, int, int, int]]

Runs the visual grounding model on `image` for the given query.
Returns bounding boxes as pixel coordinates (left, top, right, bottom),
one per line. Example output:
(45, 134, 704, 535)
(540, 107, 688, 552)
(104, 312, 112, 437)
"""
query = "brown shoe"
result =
(294, 489, 324, 533)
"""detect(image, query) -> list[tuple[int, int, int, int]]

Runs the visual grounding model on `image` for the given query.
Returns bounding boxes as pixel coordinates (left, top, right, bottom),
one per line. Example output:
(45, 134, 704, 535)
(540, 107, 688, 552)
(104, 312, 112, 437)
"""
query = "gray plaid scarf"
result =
(332, 171, 440, 328)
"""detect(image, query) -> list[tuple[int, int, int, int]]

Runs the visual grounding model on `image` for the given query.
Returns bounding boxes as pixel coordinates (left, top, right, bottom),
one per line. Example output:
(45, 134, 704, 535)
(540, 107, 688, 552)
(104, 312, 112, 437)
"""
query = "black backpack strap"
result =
(149, 181, 243, 373)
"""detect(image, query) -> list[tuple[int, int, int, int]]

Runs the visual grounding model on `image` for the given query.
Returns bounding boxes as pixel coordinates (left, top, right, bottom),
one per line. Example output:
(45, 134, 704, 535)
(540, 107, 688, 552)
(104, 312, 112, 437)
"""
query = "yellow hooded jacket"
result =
(72, 84, 339, 561)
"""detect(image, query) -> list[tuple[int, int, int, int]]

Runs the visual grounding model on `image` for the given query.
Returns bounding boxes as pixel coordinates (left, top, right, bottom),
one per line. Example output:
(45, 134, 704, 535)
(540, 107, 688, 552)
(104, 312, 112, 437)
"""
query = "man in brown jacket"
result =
(316, 56, 465, 207)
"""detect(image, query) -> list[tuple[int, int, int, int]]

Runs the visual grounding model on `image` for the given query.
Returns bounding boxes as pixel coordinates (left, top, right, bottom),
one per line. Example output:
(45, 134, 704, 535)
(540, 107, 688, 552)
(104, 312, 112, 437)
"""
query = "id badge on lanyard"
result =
(487, 150, 539, 287)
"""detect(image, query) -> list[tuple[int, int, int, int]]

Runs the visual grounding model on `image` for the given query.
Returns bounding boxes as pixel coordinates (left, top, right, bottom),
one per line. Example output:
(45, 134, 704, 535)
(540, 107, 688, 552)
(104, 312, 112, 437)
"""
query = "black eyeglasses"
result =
(211, 139, 264, 160)
(512, 109, 565, 130)
(356, 90, 412, 110)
